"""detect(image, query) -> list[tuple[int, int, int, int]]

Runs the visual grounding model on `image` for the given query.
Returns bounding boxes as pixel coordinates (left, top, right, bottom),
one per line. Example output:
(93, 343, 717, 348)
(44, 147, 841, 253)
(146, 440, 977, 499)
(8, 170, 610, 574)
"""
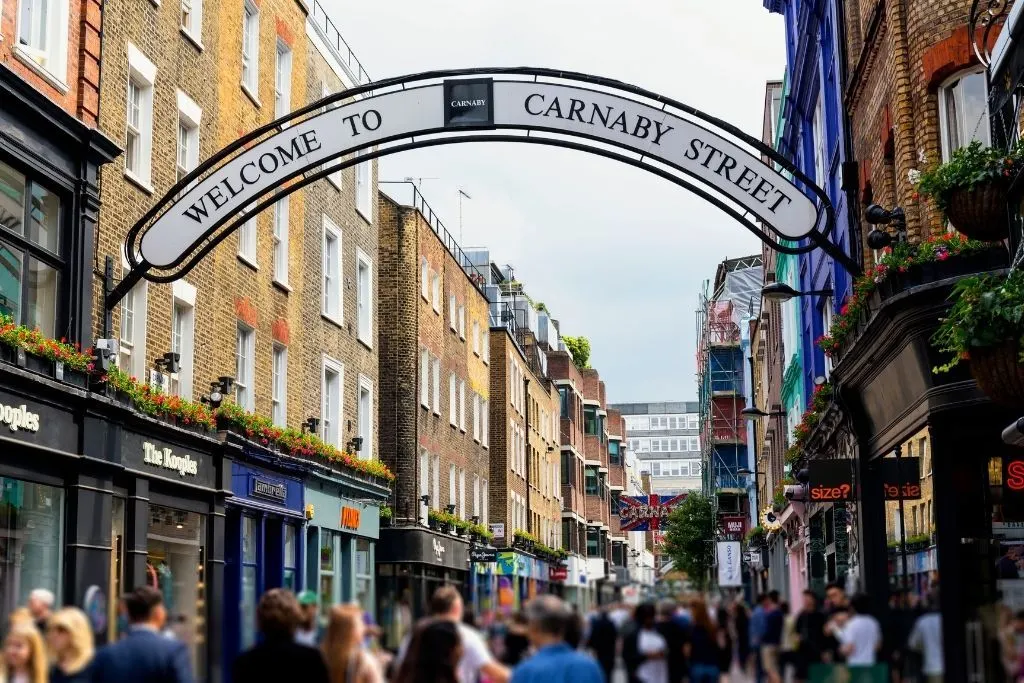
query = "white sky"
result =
(326, 0, 785, 402)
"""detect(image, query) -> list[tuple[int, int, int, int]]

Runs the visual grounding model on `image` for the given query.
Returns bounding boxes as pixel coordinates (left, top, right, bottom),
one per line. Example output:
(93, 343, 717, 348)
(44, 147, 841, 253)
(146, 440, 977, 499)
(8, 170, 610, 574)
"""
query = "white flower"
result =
(918, 148, 928, 164)
(908, 168, 921, 185)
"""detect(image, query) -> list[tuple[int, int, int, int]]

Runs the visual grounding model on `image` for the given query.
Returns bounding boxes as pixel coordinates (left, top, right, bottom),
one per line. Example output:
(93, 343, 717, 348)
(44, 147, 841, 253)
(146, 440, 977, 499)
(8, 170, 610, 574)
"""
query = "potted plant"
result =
(915, 139, 1023, 241)
(453, 517, 470, 537)
(931, 269, 1024, 403)
(427, 509, 445, 531)
(379, 506, 393, 527)
(745, 525, 766, 548)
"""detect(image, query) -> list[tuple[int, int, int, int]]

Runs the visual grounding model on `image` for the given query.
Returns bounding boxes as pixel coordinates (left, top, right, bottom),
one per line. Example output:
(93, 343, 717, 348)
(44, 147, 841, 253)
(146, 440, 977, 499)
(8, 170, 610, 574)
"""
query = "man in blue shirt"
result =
(511, 595, 605, 683)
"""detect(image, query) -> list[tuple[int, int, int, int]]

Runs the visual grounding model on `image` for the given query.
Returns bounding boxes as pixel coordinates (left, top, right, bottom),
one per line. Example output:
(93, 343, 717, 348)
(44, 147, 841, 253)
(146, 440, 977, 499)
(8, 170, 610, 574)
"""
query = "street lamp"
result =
(737, 468, 766, 478)
(865, 204, 908, 250)
(761, 282, 834, 302)
(741, 405, 787, 419)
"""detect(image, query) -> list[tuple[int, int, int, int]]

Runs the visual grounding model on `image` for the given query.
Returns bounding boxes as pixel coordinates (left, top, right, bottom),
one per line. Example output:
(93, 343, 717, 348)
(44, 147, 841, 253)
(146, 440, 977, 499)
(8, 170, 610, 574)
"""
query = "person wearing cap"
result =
(296, 591, 321, 646)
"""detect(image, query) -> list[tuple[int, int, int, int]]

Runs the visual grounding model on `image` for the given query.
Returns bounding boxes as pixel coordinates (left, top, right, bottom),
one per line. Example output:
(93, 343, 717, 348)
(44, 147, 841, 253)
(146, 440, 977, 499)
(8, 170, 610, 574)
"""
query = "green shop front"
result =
(304, 468, 387, 620)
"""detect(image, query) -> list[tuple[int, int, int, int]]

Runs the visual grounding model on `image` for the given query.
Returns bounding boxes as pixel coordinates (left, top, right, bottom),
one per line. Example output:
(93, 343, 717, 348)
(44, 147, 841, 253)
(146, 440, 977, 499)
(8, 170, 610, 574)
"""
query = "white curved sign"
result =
(140, 80, 818, 269)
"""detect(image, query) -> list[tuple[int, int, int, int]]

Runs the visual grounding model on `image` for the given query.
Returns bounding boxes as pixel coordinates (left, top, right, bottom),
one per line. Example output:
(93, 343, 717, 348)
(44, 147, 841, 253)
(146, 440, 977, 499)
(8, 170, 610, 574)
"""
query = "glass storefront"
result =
(0, 478, 62, 620)
(319, 529, 338, 621)
(147, 504, 206, 677)
(355, 538, 373, 615)
(240, 516, 258, 650)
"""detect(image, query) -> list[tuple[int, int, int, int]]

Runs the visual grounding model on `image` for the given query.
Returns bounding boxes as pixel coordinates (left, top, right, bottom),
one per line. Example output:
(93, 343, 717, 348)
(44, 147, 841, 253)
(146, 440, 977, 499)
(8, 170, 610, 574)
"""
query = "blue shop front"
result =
(223, 442, 306, 674)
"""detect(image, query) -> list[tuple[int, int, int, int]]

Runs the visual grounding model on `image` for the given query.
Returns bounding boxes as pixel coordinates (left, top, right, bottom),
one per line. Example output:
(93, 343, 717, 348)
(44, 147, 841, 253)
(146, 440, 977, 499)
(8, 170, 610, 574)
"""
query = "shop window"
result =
(355, 151, 372, 221)
(108, 497, 125, 643)
(322, 217, 341, 322)
(0, 479, 62, 622)
(358, 376, 372, 458)
(16, 0, 70, 80)
(321, 357, 342, 447)
(240, 515, 258, 649)
(938, 69, 990, 161)
(271, 344, 287, 427)
(283, 525, 297, 591)
(0, 160, 61, 338)
(147, 504, 206, 677)
(180, 0, 202, 45)
(241, 1, 259, 97)
(234, 323, 254, 410)
(272, 197, 289, 287)
(354, 539, 373, 614)
(585, 466, 598, 495)
(356, 248, 373, 346)
(274, 42, 291, 119)
(319, 529, 338, 618)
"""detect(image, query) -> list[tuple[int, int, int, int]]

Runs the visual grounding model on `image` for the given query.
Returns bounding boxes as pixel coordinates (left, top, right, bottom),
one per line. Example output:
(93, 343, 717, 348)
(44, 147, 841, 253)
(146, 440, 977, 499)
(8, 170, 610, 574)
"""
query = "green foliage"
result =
(662, 493, 715, 591)
(535, 302, 548, 313)
(379, 506, 393, 521)
(745, 525, 766, 546)
(562, 335, 592, 369)
(931, 269, 1024, 373)
(916, 139, 1024, 215)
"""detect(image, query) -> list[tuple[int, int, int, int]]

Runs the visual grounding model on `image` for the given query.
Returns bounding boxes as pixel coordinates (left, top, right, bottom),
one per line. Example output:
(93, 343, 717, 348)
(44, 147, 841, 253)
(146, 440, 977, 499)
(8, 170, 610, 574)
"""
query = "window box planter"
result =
(0, 344, 15, 366)
(21, 350, 54, 379)
(55, 362, 89, 389)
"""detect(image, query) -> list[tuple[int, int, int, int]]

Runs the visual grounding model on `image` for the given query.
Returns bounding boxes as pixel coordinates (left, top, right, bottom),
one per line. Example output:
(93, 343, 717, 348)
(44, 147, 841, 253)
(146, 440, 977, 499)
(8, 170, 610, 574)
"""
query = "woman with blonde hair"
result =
(322, 604, 382, 683)
(47, 607, 95, 683)
(0, 622, 48, 683)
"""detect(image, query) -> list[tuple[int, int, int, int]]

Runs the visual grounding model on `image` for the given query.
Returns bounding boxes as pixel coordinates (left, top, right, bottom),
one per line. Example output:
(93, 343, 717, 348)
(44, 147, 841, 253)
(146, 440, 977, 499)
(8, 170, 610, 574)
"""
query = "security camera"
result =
(1003, 417, 1024, 447)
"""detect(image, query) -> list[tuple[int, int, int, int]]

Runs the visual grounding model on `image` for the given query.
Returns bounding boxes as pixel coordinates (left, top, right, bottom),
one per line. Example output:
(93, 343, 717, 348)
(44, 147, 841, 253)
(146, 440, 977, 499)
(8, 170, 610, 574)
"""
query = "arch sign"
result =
(112, 68, 855, 308)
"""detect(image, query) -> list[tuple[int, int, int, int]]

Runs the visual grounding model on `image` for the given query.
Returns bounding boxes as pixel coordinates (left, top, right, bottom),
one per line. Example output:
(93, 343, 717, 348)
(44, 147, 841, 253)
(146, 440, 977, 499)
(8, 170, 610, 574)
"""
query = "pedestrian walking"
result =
(907, 591, 942, 683)
(296, 590, 321, 646)
(793, 591, 826, 682)
(684, 598, 722, 683)
(823, 582, 849, 664)
(508, 596, 602, 683)
(26, 590, 54, 636)
(760, 591, 784, 683)
(501, 613, 530, 667)
(655, 601, 688, 683)
(91, 585, 193, 683)
(779, 601, 798, 681)
(322, 604, 383, 683)
(393, 619, 461, 683)
(0, 622, 47, 683)
(46, 607, 95, 683)
(232, 588, 329, 683)
(583, 607, 617, 682)
(832, 594, 882, 666)
(393, 586, 510, 683)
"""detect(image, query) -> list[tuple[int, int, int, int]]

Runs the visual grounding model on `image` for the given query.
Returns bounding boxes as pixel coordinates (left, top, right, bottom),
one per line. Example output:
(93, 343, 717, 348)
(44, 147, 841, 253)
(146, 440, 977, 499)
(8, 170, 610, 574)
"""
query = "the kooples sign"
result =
(140, 78, 819, 273)
(143, 442, 199, 477)
(808, 459, 856, 502)
(0, 402, 40, 433)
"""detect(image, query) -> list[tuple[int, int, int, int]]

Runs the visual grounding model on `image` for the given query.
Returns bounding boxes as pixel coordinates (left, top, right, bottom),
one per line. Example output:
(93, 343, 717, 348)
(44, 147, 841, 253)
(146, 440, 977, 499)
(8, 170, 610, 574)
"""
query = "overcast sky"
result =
(327, 1, 785, 403)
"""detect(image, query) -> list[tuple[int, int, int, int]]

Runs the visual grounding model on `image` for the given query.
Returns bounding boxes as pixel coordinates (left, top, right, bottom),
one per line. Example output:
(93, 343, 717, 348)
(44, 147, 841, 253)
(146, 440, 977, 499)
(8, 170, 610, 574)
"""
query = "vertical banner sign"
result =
(717, 541, 742, 587)
(808, 460, 856, 502)
(880, 457, 922, 500)
(1004, 454, 1024, 522)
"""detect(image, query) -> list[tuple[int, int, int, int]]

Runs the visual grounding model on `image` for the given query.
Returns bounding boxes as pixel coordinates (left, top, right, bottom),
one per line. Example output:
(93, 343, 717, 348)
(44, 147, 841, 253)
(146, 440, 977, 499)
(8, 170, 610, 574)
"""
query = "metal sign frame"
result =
(109, 67, 857, 312)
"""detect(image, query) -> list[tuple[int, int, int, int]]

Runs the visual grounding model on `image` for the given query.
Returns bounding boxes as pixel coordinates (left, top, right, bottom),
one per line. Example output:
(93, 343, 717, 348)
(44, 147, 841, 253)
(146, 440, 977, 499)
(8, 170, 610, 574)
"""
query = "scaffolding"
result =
(695, 256, 763, 503)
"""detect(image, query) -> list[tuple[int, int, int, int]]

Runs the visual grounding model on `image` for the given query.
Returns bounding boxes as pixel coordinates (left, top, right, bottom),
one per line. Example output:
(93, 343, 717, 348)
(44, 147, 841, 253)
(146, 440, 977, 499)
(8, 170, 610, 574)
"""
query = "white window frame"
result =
(14, 0, 71, 89)
(459, 469, 466, 519)
(321, 355, 344, 448)
(274, 41, 292, 119)
(356, 248, 373, 347)
(482, 400, 489, 448)
(482, 329, 489, 364)
(124, 44, 157, 190)
(449, 464, 456, 508)
(473, 475, 480, 518)
(473, 393, 481, 442)
(472, 320, 480, 356)
(431, 273, 441, 313)
(419, 449, 430, 522)
(241, 0, 260, 100)
(431, 356, 441, 415)
(235, 322, 255, 411)
(355, 150, 373, 221)
(357, 374, 374, 460)
(449, 373, 457, 426)
(170, 280, 196, 399)
(237, 211, 258, 266)
(812, 95, 827, 187)
(482, 480, 489, 525)
(937, 68, 991, 162)
(179, 0, 203, 48)
(458, 306, 465, 340)
(459, 380, 466, 432)
(175, 90, 201, 189)
(322, 216, 342, 324)
(448, 295, 457, 330)
(271, 343, 287, 427)
(421, 258, 430, 301)
(118, 255, 148, 379)
(420, 349, 430, 408)
(432, 454, 440, 511)
(271, 195, 289, 287)
(322, 82, 343, 189)
(822, 296, 835, 379)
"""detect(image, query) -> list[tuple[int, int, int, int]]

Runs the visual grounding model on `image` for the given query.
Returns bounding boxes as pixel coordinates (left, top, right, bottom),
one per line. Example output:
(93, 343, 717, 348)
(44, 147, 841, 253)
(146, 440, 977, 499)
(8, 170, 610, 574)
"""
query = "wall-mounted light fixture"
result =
(301, 417, 321, 434)
(201, 376, 234, 409)
(154, 351, 180, 374)
(864, 204, 907, 250)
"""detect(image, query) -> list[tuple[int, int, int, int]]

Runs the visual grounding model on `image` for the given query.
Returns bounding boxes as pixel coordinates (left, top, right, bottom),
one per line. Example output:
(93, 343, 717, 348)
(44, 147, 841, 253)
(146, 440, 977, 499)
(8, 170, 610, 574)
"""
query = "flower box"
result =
(55, 362, 89, 389)
(0, 344, 15, 365)
(21, 351, 54, 378)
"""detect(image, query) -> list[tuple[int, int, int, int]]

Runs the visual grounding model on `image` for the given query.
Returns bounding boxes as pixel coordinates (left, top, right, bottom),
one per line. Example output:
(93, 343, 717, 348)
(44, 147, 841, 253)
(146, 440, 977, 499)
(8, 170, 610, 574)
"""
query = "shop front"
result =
(304, 468, 384, 622)
(469, 550, 496, 614)
(377, 527, 468, 649)
(115, 409, 226, 683)
(562, 555, 590, 611)
(223, 443, 306, 673)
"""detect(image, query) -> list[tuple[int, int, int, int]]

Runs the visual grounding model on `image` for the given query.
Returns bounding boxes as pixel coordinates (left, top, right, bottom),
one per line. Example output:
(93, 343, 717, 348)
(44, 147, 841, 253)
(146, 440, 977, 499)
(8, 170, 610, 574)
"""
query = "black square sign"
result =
(444, 79, 494, 128)
(808, 459, 855, 502)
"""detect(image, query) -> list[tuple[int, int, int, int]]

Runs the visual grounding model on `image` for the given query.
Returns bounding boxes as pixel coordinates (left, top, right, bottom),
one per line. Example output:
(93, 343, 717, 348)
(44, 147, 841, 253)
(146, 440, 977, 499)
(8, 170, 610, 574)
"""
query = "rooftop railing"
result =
(309, 0, 372, 87)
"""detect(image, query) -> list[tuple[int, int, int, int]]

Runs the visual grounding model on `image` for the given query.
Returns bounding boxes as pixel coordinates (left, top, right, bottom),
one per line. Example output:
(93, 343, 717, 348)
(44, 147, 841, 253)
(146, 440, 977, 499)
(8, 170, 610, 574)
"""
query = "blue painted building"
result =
(765, 0, 857, 410)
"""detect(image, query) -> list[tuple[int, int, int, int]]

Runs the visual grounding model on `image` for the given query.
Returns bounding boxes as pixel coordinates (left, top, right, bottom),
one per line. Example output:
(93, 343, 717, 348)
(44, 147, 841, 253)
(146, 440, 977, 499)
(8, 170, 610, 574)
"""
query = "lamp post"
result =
(761, 282, 835, 303)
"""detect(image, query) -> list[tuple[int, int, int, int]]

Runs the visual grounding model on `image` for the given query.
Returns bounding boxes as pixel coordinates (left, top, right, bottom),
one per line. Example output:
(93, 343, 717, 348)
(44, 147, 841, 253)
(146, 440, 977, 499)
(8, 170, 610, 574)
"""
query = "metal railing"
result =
(309, 0, 372, 87)
(380, 182, 489, 296)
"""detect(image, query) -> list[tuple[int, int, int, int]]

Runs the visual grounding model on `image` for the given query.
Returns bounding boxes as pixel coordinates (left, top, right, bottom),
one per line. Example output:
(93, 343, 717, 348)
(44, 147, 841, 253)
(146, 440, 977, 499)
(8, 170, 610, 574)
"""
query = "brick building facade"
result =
(550, 350, 588, 557)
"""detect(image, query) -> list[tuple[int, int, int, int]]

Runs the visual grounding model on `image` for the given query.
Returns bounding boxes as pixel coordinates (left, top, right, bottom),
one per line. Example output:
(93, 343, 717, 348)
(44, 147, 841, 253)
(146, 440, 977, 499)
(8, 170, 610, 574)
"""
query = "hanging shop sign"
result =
(231, 461, 304, 516)
(618, 493, 687, 531)
(880, 457, 922, 500)
(489, 523, 505, 541)
(716, 541, 742, 587)
(549, 565, 568, 582)
(808, 459, 856, 502)
(1004, 454, 1024, 521)
(720, 515, 746, 538)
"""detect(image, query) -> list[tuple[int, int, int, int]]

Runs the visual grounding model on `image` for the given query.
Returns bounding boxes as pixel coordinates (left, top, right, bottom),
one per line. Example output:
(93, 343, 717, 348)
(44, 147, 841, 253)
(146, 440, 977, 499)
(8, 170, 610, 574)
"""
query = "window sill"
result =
(236, 253, 259, 271)
(433, 409, 441, 417)
(180, 27, 204, 52)
(149, 0, 159, 5)
(124, 170, 155, 195)
(421, 293, 429, 302)
(460, 427, 466, 434)
(327, 174, 342, 191)
(357, 336, 374, 352)
(321, 312, 344, 329)
(421, 402, 430, 411)
(432, 306, 440, 315)
(241, 82, 261, 108)
(356, 205, 373, 225)
(13, 47, 70, 94)
(272, 279, 292, 293)
(473, 350, 480, 357)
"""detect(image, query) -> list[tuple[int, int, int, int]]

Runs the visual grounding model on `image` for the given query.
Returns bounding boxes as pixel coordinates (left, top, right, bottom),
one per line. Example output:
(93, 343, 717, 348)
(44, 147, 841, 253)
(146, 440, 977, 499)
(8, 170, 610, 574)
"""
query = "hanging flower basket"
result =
(944, 180, 1010, 242)
(970, 340, 1024, 404)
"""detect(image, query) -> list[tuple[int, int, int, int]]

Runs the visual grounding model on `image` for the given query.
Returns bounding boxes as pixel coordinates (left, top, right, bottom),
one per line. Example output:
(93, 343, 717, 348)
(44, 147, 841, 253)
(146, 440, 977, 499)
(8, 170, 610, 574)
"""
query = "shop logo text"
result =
(0, 403, 40, 433)
(143, 442, 198, 477)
